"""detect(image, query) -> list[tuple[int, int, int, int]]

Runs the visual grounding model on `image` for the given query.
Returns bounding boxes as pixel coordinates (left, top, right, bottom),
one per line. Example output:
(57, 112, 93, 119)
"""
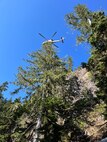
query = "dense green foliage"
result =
(0, 4, 107, 142)
(66, 4, 107, 119)
(66, 5, 107, 94)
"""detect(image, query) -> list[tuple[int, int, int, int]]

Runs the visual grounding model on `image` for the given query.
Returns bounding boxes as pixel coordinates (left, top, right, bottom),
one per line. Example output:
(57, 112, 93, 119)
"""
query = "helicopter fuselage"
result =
(42, 37, 64, 45)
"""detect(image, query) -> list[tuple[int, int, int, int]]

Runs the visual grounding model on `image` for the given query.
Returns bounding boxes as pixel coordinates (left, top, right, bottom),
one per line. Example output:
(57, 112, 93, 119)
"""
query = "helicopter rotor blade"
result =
(53, 43, 59, 48)
(38, 33, 47, 40)
(51, 32, 57, 38)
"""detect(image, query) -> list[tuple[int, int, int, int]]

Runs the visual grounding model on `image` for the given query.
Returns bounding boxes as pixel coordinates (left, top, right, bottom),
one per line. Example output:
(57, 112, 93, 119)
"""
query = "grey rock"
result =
(100, 137, 107, 142)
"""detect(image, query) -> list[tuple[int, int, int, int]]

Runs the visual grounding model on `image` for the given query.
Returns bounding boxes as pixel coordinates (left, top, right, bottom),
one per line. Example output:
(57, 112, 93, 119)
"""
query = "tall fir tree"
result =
(66, 4, 107, 119)
(13, 44, 73, 141)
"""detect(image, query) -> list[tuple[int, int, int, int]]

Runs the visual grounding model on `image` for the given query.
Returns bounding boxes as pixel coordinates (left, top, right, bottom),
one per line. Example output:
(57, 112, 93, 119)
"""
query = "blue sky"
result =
(0, 0, 107, 99)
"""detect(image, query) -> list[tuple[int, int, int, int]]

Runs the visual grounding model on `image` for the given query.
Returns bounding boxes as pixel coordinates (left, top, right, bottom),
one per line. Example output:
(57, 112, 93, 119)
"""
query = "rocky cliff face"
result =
(75, 68, 98, 98)
(69, 67, 107, 141)
(65, 68, 98, 103)
(63, 67, 107, 141)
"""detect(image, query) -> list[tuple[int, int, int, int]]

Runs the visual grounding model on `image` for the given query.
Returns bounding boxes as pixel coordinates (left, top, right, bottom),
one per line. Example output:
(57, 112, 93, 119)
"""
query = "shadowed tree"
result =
(66, 4, 107, 139)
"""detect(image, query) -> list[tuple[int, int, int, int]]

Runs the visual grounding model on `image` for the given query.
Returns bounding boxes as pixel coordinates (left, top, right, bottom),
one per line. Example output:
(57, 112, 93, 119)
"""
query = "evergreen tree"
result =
(12, 45, 73, 141)
(0, 82, 13, 142)
(66, 3, 107, 123)
(66, 4, 107, 98)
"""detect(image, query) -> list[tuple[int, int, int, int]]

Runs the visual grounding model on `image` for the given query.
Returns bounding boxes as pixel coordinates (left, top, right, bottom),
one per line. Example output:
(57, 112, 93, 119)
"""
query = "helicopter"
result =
(39, 32, 64, 48)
